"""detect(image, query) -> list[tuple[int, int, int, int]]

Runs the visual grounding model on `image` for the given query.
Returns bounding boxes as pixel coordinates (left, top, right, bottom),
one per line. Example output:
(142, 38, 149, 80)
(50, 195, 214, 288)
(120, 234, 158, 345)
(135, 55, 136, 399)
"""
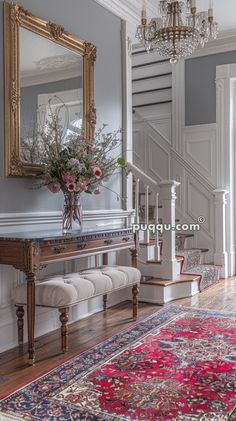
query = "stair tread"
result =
(146, 256, 184, 264)
(176, 248, 209, 253)
(141, 274, 200, 286)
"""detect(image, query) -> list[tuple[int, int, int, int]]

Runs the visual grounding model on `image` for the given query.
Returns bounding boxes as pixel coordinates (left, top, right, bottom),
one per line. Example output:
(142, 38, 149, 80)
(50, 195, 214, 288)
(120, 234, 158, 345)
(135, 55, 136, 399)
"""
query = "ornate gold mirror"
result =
(4, 2, 96, 176)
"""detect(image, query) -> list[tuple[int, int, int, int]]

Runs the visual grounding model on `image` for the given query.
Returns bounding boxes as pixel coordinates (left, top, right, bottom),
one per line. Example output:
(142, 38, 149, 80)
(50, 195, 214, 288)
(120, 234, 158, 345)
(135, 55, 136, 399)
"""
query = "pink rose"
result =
(93, 166, 102, 179)
(66, 182, 76, 192)
(47, 182, 61, 193)
(63, 173, 76, 183)
(93, 187, 101, 195)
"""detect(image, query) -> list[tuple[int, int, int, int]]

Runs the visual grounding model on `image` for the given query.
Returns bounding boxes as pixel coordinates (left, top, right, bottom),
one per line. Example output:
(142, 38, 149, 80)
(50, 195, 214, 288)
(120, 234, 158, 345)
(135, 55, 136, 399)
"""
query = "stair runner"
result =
(156, 235, 221, 291)
(176, 248, 220, 291)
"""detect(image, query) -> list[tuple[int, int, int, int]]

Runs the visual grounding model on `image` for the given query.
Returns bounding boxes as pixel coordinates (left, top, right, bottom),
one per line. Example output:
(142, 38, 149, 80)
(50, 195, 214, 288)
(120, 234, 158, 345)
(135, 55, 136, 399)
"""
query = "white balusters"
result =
(159, 180, 180, 278)
(154, 192, 161, 261)
(213, 189, 228, 278)
(135, 177, 140, 225)
(144, 185, 150, 244)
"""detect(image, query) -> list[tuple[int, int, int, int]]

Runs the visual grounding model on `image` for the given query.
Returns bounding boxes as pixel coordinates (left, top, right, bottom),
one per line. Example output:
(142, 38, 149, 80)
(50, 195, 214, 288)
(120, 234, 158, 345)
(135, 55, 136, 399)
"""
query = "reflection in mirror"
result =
(19, 28, 83, 164)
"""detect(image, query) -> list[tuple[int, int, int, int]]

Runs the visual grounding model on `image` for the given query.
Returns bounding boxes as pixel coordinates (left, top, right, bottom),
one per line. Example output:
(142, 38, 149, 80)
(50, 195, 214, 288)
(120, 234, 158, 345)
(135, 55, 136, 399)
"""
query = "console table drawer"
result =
(40, 235, 134, 262)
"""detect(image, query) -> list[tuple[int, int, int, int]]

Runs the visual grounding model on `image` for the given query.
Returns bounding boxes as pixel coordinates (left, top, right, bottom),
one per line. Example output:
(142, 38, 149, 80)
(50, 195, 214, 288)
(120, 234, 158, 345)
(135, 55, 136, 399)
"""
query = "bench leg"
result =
(132, 284, 139, 321)
(103, 294, 107, 312)
(16, 305, 24, 348)
(59, 307, 69, 353)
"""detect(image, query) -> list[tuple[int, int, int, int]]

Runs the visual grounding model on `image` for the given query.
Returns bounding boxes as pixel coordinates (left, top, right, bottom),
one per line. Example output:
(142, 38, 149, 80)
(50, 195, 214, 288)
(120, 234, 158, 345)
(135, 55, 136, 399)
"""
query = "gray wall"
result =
(0, 0, 122, 213)
(185, 51, 236, 126)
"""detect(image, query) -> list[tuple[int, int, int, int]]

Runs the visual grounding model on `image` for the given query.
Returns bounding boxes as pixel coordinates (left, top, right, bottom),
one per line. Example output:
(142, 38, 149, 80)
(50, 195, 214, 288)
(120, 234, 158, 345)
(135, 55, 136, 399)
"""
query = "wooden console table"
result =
(0, 227, 137, 364)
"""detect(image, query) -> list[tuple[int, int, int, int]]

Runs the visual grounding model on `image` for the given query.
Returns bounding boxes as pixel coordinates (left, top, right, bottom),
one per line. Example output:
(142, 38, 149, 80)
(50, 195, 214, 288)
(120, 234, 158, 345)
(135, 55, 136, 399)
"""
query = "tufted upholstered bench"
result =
(12, 266, 141, 353)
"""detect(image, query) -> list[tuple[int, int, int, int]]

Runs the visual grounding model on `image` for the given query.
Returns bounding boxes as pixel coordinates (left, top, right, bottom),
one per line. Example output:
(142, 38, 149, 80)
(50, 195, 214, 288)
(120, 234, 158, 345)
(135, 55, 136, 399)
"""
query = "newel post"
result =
(159, 180, 180, 279)
(213, 189, 228, 278)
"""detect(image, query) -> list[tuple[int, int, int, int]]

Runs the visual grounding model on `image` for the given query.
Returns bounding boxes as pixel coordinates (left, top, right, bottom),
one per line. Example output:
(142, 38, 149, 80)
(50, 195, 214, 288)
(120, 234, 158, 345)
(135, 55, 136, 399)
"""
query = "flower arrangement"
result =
(35, 108, 126, 232)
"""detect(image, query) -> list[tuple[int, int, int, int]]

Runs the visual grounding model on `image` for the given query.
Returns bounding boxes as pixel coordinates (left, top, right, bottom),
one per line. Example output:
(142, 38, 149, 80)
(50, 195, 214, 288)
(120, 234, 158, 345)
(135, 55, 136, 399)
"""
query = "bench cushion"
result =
(12, 266, 141, 308)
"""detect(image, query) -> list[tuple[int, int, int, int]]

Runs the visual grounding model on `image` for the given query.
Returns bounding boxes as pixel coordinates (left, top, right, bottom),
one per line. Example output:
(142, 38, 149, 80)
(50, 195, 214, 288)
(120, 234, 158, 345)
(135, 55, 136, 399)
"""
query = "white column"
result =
(154, 192, 161, 261)
(135, 178, 140, 224)
(159, 180, 180, 279)
(121, 21, 133, 213)
(213, 189, 229, 278)
(216, 64, 236, 276)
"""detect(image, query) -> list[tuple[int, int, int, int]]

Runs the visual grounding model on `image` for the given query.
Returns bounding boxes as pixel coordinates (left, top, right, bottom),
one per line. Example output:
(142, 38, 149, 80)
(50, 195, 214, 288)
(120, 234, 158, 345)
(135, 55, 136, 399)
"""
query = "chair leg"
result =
(16, 305, 24, 348)
(103, 294, 107, 312)
(132, 284, 139, 321)
(59, 307, 69, 353)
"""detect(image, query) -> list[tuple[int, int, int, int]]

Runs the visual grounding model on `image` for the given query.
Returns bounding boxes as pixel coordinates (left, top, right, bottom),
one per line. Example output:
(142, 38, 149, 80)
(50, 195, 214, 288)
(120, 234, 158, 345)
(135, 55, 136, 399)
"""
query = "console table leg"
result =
(59, 307, 69, 353)
(27, 273, 36, 365)
(103, 294, 107, 312)
(16, 305, 24, 348)
(130, 248, 138, 268)
(103, 253, 108, 266)
(132, 284, 139, 320)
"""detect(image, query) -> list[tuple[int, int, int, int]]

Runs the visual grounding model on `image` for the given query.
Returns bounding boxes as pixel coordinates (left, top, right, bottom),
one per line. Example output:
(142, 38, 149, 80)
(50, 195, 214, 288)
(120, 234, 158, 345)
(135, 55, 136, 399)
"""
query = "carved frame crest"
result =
(4, 2, 96, 177)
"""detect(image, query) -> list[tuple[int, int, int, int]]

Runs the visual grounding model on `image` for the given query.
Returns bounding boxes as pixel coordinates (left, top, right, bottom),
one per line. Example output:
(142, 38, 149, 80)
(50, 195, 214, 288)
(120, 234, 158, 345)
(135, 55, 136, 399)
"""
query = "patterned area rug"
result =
(177, 249, 221, 291)
(0, 306, 235, 420)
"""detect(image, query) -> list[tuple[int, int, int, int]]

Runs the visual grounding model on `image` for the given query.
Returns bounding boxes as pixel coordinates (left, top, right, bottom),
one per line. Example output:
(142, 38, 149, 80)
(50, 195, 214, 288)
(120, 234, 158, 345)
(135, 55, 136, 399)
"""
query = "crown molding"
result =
(95, 0, 236, 56)
(189, 30, 236, 59)
(94, 0, 156, 27)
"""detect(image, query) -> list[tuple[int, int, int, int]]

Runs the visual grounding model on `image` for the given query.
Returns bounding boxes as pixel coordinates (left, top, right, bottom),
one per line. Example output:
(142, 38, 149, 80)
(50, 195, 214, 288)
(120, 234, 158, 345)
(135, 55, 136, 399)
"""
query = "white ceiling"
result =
(96, 0, 236, 35)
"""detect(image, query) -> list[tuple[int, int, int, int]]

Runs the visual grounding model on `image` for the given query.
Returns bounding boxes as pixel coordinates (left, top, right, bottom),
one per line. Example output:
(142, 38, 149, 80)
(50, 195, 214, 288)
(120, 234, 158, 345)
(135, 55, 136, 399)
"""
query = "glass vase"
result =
(62, 192, 82, 233)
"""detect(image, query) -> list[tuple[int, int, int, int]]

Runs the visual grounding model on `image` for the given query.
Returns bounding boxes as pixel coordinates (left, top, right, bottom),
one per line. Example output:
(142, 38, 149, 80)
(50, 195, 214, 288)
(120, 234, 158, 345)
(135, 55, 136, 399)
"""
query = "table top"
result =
(0, 227, 133, 242)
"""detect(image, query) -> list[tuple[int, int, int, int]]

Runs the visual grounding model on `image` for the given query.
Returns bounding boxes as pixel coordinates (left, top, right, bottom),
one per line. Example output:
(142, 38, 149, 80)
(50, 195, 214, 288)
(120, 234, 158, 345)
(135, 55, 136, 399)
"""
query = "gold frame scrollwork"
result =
(4, 2, 96, 177)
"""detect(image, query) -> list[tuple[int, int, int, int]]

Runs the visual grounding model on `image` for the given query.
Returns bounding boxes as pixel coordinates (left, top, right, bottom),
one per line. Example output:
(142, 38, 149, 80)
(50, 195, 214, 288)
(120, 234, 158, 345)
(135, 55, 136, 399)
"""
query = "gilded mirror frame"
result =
(4, 2, 96, 177)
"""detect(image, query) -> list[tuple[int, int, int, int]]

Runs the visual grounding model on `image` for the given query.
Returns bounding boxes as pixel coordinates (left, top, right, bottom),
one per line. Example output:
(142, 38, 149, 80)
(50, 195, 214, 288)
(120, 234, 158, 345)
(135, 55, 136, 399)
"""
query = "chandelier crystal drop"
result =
(136, 0, 219, 63)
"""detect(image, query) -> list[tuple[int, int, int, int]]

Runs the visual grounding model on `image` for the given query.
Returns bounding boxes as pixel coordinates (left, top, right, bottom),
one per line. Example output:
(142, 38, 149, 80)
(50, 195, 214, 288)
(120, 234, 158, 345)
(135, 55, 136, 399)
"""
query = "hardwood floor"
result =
(0, 277, 235, 398)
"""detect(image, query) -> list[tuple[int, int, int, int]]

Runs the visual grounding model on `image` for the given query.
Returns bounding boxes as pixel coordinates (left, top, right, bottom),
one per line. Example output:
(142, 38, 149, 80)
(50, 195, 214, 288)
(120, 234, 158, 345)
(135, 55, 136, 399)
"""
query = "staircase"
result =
(127, 162, 222, 305)
(128, 47, 227, 303)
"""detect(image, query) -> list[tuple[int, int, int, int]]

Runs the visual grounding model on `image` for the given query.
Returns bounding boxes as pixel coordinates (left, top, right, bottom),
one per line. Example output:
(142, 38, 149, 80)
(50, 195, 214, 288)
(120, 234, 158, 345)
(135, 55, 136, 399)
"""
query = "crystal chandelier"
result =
(136, 0, 219, 63)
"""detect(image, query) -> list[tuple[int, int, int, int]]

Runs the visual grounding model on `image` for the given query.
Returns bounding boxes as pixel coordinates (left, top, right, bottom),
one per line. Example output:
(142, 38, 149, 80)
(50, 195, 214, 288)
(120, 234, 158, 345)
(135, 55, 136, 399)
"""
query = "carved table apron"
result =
(0, 228, 137, 365)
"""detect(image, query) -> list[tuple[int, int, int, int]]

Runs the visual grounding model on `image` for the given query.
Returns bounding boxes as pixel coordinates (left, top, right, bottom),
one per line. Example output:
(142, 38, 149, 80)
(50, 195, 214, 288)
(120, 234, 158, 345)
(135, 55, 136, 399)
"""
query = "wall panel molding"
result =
(183, 124, 217, 185)
(0, 209, 134, 229)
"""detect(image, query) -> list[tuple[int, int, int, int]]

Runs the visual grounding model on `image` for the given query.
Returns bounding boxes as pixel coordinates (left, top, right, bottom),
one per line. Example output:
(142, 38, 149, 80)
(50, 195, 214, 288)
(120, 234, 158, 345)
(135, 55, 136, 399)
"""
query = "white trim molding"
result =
(0, 209, 135, 230)
(213, 189, 229, 278)
(191, 30, 236, 58)
(215, 63, 236, 276)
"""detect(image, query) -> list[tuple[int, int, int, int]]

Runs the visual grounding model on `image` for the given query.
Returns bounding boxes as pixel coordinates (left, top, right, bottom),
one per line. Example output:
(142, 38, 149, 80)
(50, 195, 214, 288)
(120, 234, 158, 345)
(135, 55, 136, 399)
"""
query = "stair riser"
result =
(138, 259, 182, 278)
(139, 280, 199, 305)
(139, 245, 155, 261)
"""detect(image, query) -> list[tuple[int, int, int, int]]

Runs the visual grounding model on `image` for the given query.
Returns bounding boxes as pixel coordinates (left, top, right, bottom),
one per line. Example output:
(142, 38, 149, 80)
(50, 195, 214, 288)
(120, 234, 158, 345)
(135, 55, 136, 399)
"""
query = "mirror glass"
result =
(19, 28, 83, 164)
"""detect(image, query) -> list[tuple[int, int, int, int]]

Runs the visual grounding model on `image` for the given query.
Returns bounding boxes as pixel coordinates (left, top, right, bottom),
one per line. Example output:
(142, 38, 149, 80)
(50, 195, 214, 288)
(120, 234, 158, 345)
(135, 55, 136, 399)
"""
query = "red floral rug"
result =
(0, 306, 236, 420)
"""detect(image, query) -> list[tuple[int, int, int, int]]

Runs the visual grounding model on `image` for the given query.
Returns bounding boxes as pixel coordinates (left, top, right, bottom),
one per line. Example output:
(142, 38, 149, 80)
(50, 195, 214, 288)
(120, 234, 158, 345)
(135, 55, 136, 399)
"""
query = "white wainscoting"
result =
(0, 209, 134, 353)
(172, 125, 217, 261)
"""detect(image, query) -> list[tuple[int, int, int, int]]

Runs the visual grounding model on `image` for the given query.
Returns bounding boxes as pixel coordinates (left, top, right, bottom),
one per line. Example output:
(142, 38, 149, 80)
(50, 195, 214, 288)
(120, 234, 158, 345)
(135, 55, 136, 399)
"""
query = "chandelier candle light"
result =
(136, 0, 219, 63)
